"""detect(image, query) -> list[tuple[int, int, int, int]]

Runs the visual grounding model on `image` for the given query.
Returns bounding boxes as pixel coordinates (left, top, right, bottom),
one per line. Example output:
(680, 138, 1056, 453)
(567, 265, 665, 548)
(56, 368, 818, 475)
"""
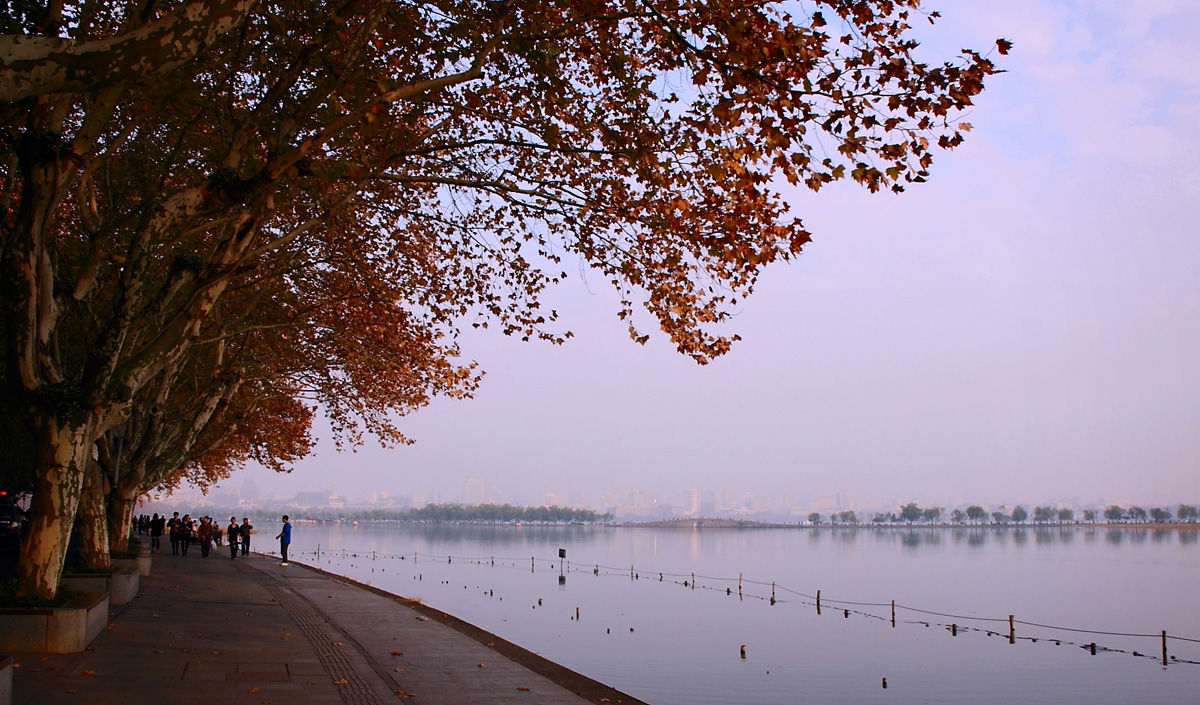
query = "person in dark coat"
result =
(240, 517, 254, 556)
(227, 517, 240, 558)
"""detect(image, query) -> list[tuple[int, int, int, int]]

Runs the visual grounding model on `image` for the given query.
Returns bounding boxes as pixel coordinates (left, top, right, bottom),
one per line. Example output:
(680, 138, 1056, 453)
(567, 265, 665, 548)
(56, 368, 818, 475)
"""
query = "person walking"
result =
(240, 517, 254, 556)
(180, 514, 194, 555)
(276, 515, 291, 566)
(227, 517, 240, 559)
(167, 512, 182, 555)
(150, 512, 164, 553)
(198, 517, 213, 557)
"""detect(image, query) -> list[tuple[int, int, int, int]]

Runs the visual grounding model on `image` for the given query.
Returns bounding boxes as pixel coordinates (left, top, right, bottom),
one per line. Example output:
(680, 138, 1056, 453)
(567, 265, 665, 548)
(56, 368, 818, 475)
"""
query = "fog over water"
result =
(221, 2, 1200, 511)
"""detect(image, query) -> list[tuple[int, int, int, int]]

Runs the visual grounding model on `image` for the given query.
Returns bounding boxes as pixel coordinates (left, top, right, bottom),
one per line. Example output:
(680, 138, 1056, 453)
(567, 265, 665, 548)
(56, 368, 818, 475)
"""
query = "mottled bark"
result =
(75, 457, 110, 570)
(108, 487, 139, 554)
(16, 416, 95, 599)
(0, 0, 259, 102)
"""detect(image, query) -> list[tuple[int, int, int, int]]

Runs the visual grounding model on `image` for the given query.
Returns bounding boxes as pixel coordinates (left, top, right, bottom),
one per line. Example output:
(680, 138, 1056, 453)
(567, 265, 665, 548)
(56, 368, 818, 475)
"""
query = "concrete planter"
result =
(1, 654, 12, 705)
(0, 592, 109, 654)
(60, 567, 139, 605)
(110, 544, 151, 577)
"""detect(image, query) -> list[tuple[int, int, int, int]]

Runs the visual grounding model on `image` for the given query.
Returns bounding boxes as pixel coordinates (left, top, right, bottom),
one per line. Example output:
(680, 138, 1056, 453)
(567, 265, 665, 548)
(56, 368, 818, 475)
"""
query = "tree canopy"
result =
(1, 0, 1001, 597)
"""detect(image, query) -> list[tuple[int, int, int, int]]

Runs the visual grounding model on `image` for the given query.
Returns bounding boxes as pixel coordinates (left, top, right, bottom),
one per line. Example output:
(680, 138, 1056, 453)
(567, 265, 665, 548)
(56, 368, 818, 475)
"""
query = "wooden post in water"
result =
(317, 544, 320, 561)
(631, 565, 634, 580)
(891, 600, 895, 627)
(531, 556, 535, 572)
(1163, 630, 1168, 665)
(1008, 615, 1015, 644)
(738, 573, 743, 598)
(816, 589, 821, 615)
(692, 572, 696, 589)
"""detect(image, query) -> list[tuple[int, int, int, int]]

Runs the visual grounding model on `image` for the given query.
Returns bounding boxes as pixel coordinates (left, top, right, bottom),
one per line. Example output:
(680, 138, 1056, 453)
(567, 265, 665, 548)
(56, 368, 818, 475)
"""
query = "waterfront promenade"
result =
(9, 550, 647, 705)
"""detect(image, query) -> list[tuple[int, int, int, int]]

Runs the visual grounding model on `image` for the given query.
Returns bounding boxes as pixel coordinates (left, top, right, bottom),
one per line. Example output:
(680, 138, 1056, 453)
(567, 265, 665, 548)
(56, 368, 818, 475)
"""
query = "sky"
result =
(217, 0, 1200, 511)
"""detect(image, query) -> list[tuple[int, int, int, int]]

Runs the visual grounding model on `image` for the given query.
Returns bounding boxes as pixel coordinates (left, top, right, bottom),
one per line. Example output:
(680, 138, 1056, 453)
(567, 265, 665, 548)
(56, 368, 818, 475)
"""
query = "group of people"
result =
(132, 512, 292, 565)
(133, 512, 255, 558)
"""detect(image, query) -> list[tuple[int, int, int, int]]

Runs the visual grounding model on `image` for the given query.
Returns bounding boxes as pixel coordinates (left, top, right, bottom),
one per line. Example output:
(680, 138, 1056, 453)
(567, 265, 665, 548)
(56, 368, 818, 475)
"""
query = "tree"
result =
(1104, 505, 1125, 523)
(965, 505, 986, 524)
(991, 511, 1008, 525)
(808, 512, 821, 525)
(900, 502, 922, 524)
(1178, 505, 1199, 523)
(1057, 508, 1074, 523)
(922, 506, 942, 524)
(1082, 509, 1097, 523)
(1033, 506, 1054, 524)
(1128, 506, 1147, 523)
(1, 0, 1000, 598)
(1149, 507, 1172, 523)
(837, 510, 857, 524)
(950, 508, 965, 524)
(1011, 506, 1028, 523)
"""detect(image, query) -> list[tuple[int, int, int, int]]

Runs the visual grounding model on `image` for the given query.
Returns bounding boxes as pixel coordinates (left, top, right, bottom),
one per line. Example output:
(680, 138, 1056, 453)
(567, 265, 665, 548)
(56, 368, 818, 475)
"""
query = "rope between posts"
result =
(298, 546, 1200, 646)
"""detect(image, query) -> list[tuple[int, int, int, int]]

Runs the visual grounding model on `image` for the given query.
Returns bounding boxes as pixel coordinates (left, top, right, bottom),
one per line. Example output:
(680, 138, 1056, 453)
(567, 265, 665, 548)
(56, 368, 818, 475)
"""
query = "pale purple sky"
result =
(220, 1, 1200, 510)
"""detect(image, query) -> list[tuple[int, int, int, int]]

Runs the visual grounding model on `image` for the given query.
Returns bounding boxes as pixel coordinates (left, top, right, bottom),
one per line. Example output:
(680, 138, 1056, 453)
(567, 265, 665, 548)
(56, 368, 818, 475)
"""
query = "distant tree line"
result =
(343, 503, 613, 524)
(804, 503, 1199, 526)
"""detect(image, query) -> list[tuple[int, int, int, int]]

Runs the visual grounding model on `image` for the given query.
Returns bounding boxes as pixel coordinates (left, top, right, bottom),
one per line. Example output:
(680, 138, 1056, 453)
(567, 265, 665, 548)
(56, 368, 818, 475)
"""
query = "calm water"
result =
(263, 524, 1200, 704)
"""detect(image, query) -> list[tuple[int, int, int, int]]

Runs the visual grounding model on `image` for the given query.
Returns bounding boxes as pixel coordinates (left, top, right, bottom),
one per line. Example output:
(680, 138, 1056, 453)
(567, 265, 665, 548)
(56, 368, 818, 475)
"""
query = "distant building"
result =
(464, 478, 486, 505)
(679, 489, 700, 516)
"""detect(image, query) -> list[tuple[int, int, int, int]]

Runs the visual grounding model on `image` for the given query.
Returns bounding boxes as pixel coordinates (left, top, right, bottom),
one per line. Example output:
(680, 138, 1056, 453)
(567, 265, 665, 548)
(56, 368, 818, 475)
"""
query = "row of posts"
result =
(314, 547, 1176, 666)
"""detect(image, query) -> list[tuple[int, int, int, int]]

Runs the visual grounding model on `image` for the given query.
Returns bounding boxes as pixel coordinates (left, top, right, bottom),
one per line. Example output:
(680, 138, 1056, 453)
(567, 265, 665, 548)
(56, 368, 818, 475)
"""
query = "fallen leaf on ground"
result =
(332, 641, 343, 646)
(79, 670, 94, 676)
(390, 650, 402, 655)
(247, 687, 259, 694)
(154, 650, 164, 654)
(334, 678, 349, 685)
(65, 689, 79, 694)
(393, 668, 404, 673)
(517, 686, 531, 691)
(478, 663, 485, 667)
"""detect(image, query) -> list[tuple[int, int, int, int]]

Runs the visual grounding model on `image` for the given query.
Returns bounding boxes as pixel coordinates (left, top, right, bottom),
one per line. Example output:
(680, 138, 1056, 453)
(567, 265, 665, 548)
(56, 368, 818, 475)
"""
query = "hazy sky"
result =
(221, 1, 1200, 510)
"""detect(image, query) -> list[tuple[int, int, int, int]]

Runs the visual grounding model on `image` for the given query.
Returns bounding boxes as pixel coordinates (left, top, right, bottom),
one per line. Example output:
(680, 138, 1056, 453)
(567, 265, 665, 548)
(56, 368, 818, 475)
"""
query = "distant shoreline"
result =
(622, 518, 1200, 530)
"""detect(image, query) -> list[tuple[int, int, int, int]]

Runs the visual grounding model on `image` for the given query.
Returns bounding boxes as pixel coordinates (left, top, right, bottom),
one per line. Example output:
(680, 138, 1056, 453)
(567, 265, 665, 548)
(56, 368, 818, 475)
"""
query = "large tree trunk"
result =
(108, 467, 145, 554)
(75, 458, 111, 571)
(16, 416, 96, 599)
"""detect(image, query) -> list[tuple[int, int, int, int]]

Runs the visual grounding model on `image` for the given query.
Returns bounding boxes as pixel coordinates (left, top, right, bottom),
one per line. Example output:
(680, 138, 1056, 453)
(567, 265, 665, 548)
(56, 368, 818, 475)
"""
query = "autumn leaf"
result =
(996, 38, 1013, 55)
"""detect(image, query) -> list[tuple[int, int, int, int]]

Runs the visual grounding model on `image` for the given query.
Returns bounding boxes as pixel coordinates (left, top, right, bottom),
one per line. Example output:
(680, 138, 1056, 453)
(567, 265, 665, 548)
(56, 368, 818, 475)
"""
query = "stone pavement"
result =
(9, 550, 648, 705)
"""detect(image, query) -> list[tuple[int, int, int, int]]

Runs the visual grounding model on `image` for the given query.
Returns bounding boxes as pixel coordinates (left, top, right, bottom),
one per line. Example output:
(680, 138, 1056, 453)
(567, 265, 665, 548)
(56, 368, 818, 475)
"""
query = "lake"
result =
(262, 523, 1200, 705)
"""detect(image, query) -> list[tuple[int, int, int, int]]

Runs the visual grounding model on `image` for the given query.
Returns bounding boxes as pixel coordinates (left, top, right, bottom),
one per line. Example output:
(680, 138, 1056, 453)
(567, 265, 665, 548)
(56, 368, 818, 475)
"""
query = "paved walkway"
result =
(10, 550, 648, 705)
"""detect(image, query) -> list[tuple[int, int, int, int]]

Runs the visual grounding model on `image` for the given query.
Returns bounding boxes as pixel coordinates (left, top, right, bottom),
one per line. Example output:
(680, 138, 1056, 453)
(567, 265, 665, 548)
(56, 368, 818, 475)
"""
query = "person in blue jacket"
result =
(276, 515, 291, 565)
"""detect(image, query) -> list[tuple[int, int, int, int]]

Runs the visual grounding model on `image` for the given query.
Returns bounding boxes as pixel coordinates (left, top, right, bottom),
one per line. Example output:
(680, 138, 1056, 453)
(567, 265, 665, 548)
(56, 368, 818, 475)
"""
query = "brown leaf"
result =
(996, 38, 1013, 55)
(248, 687, 260, 694)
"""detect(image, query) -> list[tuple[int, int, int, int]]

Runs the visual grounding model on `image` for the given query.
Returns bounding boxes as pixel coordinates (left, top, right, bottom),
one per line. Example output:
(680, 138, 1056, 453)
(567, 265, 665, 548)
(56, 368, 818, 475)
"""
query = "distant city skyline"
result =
(215, 2, 1200, 514)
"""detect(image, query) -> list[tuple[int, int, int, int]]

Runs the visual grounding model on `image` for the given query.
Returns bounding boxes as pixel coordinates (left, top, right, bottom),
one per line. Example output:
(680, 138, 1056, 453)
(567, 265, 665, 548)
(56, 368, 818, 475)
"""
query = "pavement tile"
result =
(11, 548, 647, 705)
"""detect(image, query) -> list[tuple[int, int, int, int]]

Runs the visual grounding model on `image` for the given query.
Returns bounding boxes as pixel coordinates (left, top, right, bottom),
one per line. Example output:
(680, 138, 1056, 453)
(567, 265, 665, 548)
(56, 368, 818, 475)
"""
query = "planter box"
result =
(60, 567, 139, 606)
(110, 545, 151, 577)
(1, 654, 12, 705)
(0, 592, 108, 654)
